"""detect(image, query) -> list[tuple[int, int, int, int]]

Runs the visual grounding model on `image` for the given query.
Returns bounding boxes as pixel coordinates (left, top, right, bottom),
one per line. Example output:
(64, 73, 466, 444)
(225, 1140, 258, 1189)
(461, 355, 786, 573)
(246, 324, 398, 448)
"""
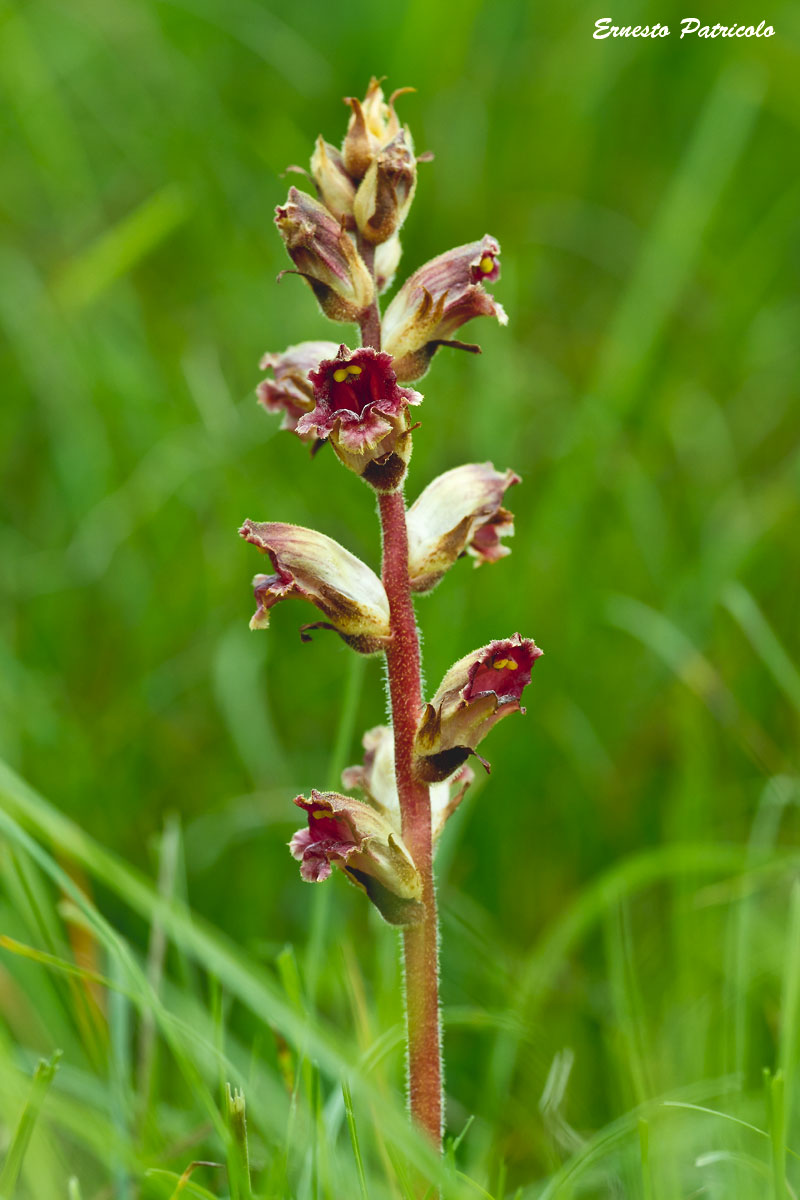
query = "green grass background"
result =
(1, 0, 799, 1194)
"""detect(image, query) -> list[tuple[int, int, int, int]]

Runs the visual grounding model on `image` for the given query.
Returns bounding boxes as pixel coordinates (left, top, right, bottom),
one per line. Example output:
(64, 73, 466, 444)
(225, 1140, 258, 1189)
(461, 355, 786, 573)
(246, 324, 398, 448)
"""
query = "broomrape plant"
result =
(240, 77, 543, 1156)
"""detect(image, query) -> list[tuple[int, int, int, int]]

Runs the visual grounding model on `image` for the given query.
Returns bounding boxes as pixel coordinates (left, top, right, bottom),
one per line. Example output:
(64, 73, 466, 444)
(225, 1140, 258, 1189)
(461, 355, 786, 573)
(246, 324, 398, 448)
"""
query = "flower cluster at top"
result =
(239, 78, 541, 924)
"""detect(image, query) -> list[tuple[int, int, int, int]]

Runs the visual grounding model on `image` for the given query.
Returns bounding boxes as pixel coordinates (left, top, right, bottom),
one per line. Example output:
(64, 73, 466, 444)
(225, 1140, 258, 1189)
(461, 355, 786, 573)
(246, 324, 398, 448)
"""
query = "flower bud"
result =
(414, 634, 542, 781)
(289, 790, 423, 925)
(382, 235, 507, 382)
(374, 234, 402, 294)
(353, 129, 417, 245)
(341, 77, 412, 180)
(309, 136, 356, 222)
(342, 725, 473, 843)
(298, 345, 422, 493)
(256, 341, 339, 442)
(274, 187, 374, 323)
(239, 520, 390, 654)
(407, 462, 520, 593)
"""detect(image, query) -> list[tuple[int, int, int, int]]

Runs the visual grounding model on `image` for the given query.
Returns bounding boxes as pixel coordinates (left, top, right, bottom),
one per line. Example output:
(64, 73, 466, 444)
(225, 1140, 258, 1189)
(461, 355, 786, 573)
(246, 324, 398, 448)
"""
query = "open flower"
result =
(342, 725, 473, 842)
(256, 341, 339, 441)
(407, 462, 520, 593)
(382, 235, 507, 382)
(274, 188, 374, 323)
(239, 520, 390, 653)
(414, 634, 542, 781)
(298, 345, 422, 492)
(289, 790, 423, 925)
(354, 128, 417, 245)
(342, 76, 413, 180)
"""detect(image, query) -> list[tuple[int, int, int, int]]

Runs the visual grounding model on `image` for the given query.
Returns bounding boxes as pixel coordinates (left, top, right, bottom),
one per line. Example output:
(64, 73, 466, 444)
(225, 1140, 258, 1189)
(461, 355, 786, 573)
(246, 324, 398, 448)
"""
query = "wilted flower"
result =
(342, 76, 413, 180)
(414, 633, 542, 781)
(289, 790, 423, 925)
(382, 235, 507, 382)
(256, 340, 339, 441)
(407, 462, 520, 593)
(298, 345, 422, 492)
(343, 725, 473, 842)
(274, 187, 374, 322)
(354, 129, 417, 245)
(239, 520, 390, 653)
(309, 136, 357, 222)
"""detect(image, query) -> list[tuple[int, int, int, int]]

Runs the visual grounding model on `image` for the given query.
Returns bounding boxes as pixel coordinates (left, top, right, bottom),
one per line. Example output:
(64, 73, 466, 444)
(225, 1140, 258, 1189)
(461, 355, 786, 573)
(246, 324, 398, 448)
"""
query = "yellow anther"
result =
(479, 255, 494, 274)
(347, 364, 363, 376)
(333, 368, 349, 383)
(493, 658, 518, 670)
(312, 810, 329, 819)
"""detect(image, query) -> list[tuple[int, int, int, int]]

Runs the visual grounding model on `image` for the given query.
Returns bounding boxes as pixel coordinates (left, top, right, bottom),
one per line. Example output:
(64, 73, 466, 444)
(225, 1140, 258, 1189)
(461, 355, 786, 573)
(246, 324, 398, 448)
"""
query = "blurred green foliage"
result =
(1, 0, 800, 1193)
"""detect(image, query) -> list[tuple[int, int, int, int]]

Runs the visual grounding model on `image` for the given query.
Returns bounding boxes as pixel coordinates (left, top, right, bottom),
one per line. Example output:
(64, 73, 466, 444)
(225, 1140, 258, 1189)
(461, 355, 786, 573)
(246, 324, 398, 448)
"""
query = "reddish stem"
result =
(379, 491, 442, 1148)
(358, 269, 442, 1153)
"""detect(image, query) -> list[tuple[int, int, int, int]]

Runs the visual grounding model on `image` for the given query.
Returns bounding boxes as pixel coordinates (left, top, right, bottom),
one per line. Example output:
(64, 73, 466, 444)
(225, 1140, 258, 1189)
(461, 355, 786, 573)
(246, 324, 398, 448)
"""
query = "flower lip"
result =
(299, 345, 422, 448)
(288, 789, 424, 924)
(470, 244, 501, 284)
(309, 345, 402, 418)
(289, 796, 362, 882)
(464, 634, 540, 704)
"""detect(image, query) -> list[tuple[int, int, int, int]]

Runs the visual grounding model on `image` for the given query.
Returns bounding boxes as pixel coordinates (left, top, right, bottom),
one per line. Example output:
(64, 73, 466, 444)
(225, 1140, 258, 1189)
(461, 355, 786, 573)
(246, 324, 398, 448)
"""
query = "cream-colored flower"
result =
(407, 463, 520, 593)
(382, 236, 507, 382)
(239, 520, 390, 654)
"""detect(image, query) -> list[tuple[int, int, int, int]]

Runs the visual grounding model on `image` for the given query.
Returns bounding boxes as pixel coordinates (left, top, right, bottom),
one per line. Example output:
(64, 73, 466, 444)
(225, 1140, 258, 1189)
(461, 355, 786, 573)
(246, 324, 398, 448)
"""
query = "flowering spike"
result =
(414, 634, 542, 781)
(382, 235, 507, 381)
(289, 790, 423, 925)
(256, 341, 339, 442)
(299, 345, 422, 492)
(407, 462, 520, 593)
(239, 520, 390, 653)
(274, 188, 373, 323)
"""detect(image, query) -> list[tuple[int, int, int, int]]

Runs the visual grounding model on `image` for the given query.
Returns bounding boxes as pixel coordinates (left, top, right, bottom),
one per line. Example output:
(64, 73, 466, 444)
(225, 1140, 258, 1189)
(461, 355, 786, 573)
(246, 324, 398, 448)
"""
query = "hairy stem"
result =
(379, 491, 442, 1148)
(357, 239, 382, 350)
(358, 269, 442, 1152)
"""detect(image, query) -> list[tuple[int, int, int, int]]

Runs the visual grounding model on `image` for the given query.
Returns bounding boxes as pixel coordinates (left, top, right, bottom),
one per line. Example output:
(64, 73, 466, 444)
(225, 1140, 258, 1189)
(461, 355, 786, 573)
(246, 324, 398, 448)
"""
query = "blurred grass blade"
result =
(722, 582, 800, 714)
(0, 1050, 62, 1198)
(764, 1069, 788, 1200)
(110, 953, 133, 1200)
(0, 756, 447, 1183)
(53, 183, 189, 310)
(225, 1084, 253, 1200)
(342, 1081, 369, 1200)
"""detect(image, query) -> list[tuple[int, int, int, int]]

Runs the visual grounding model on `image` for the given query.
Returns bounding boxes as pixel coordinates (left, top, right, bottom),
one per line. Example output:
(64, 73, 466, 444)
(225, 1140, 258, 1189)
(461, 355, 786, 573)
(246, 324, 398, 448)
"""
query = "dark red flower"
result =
(297, 345, 422, 492)
(289, 790, 423, 925)
(414, 633, 543, 781)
